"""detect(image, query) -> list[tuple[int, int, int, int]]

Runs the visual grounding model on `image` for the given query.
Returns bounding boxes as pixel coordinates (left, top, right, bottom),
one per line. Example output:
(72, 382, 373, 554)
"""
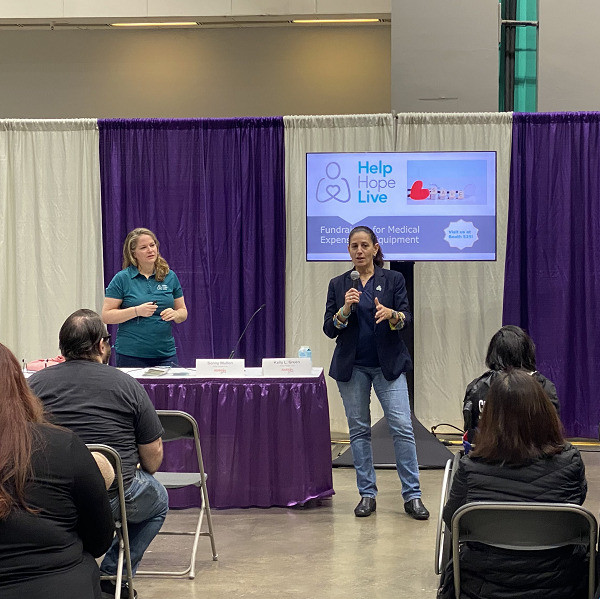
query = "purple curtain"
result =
(99, 118, 285, 367)
(504, 112, 600, 437)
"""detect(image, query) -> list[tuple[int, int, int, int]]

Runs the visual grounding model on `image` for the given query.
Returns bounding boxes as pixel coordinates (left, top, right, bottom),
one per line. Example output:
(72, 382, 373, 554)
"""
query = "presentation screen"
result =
(306, 151, 496, 261)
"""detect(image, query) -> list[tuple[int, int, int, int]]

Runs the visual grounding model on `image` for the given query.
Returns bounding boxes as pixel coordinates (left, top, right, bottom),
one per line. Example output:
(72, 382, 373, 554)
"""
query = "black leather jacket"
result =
(462, 370, 560, 435)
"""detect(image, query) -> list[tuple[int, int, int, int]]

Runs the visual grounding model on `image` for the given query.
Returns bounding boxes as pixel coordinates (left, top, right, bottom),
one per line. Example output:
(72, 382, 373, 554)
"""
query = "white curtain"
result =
(395, 112, 513, 430)
(0, 119, 103, 362)
(284, 114, 395, 433)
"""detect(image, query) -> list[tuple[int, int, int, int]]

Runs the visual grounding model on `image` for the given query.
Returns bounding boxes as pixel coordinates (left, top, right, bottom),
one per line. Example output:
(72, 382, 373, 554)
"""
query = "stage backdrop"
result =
(504, 112, 600, 437)
(284, 113, 512, 433)
(6, 113, 597, 438)
(99, 118, 285, 368)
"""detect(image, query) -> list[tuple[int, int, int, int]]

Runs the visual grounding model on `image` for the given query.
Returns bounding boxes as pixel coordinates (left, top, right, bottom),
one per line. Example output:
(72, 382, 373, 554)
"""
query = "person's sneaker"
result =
(354, 496, 376, 517)
(404, 498, 430, 520)
(100, 579, 138, 598)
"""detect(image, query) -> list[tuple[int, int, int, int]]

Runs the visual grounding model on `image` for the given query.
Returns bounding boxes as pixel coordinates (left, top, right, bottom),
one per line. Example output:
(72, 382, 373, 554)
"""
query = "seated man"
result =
(29, 309, 168, 599)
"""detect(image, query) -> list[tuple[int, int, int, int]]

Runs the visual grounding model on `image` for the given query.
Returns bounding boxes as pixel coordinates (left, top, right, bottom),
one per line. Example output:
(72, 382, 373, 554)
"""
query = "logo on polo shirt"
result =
(156, 284, 169, 291)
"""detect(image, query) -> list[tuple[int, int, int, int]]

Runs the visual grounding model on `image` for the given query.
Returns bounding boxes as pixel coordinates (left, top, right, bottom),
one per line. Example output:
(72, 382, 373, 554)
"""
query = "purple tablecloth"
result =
(140, 372, 334, 509)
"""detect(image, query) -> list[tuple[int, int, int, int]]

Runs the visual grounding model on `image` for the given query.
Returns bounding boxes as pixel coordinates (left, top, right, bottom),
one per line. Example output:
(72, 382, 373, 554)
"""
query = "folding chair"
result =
(137, 410, 218, 579)
(87, 444, 135, 599)
(451, 502, 598, 599)
(434, 451, 462, 575)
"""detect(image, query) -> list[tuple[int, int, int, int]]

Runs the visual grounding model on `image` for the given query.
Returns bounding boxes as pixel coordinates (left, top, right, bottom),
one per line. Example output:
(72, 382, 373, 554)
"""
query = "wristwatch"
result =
(391, 310, 399, 321)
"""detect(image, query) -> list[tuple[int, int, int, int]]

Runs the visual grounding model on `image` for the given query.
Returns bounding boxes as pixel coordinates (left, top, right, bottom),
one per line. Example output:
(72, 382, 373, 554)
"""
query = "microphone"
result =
(350, 270, 360, 313)
(229, 304, 266, 359)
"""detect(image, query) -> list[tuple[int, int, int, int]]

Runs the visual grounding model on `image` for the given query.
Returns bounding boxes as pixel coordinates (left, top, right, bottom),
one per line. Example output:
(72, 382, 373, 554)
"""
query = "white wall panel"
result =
(319, 0, 389, 14)
(391, 0, 498, 112)
(538, 0, 600, 111)
(64, 0, 149, 18)
(0, 0, 63, 18)
(0, 0, 385, 20)
(148, 0, 232, 17)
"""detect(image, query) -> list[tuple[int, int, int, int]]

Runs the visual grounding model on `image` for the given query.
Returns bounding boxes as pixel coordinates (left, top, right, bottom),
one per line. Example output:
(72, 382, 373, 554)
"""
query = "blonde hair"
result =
(122, 228, 170, 282)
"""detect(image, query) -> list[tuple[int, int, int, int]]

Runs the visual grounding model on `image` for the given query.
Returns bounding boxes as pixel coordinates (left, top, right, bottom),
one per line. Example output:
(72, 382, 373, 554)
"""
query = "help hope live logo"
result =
(316, 160, 396, 204)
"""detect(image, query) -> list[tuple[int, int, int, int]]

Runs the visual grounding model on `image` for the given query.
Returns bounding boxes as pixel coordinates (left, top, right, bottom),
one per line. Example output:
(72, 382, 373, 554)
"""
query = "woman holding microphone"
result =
(323, 226, 428, 519)
(102, 227, 187, 368)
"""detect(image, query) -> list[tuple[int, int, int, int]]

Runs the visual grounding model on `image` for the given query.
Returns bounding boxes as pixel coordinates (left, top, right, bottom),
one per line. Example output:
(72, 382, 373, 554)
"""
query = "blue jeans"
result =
(337, 367, 421, 501)
(100, 469, 169, 576)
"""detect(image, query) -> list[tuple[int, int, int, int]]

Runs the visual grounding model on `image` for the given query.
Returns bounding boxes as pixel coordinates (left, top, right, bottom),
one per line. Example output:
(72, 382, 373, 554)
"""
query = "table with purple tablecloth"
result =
(139, 369, 334, 509)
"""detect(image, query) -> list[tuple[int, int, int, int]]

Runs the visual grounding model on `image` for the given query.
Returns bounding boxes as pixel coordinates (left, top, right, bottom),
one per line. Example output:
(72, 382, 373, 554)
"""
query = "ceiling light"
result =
(292, 18, 381, 24)
(111, 22, 198, 28)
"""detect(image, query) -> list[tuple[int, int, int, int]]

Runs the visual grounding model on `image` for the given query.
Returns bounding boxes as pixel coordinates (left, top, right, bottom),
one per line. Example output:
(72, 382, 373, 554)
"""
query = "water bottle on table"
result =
(298, 346, 312, 364)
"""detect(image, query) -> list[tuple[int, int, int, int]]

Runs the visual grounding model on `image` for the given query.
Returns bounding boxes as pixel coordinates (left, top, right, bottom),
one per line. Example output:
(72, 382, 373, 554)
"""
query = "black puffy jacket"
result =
(440, 445, 588, 599)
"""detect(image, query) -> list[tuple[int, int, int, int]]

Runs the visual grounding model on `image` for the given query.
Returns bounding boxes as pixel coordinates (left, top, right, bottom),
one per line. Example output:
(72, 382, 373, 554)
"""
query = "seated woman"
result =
(463, 325, 559, 441)
(440, 369, 587, 599)
(0, 343, 114, 599)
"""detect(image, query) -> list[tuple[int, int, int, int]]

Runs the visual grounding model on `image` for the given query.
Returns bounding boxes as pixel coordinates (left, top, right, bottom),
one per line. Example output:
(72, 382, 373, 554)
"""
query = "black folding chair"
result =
(87, 444, 135, 599)
(137, 410, 218, 579)
(451, 502, 598, 599)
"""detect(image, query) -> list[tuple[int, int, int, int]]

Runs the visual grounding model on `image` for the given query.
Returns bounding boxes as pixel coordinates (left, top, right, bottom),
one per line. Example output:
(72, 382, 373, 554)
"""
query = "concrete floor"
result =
(133, 447, 600, 599)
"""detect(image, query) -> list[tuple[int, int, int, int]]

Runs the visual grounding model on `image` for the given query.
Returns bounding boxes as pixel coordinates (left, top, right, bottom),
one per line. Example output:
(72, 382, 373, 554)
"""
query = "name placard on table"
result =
(195, 359, 245, 377)
(262, 358, 312, 377)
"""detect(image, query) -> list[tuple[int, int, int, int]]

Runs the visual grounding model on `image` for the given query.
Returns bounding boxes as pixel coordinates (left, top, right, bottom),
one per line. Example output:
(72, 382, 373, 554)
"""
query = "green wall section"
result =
(499, 0, 538, 111)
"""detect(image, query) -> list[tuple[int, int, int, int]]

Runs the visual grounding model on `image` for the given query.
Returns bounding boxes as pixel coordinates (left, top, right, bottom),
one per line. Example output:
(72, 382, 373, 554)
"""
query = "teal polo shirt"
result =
(105, 266, 184, 358)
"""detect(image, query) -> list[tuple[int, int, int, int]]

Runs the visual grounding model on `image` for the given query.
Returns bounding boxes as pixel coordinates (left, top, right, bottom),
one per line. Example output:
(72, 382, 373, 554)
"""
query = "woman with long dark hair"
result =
(0, 343, 114, 599)
(463, 325, 560, 439)
(323, 225, 428, 519)
(102, 227, 188, 367)
(441, 369, 587, 599)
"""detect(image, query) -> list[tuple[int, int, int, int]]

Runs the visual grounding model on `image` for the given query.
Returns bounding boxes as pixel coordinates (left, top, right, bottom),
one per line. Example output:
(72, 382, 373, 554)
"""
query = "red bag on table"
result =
(26, 355, 65, 371)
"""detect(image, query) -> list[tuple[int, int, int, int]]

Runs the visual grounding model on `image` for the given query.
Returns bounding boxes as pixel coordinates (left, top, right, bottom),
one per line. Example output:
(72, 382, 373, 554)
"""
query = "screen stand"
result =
(333, 261, 452, 469)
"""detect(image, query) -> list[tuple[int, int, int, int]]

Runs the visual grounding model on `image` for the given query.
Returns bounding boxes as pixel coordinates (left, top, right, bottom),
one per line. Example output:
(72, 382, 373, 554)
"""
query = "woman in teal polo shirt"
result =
(102, 227, 188, 367)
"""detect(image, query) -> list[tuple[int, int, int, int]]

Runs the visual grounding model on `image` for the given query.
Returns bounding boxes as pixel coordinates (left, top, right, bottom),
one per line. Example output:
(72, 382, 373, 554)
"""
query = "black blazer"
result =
(323, 266, 413, 382)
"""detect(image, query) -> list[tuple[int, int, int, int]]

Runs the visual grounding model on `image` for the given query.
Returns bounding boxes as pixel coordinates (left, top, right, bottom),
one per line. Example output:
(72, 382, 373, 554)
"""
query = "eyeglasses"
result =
(102, 334, 111, 342)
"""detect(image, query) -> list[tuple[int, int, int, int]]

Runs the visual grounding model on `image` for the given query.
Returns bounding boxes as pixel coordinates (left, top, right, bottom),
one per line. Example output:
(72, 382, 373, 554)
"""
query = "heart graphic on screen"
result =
(326, 184, 341, 198)
(409, 180, 430, 200)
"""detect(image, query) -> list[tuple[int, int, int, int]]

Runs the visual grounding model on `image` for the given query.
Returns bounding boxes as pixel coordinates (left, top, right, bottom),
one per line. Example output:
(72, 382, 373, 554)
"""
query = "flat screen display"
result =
(306, 151, 496, 261)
